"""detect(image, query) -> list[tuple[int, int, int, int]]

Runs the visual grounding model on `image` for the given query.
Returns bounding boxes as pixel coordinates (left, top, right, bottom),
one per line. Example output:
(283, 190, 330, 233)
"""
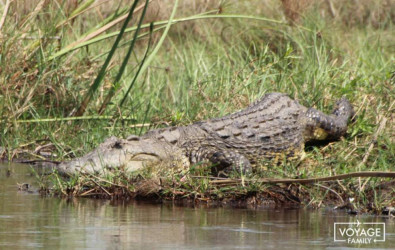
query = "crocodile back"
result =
(197, 93, 306, 163)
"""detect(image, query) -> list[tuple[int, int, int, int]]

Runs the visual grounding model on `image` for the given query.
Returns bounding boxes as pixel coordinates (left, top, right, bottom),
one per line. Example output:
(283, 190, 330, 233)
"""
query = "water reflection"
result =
(0, 163, 393, 249)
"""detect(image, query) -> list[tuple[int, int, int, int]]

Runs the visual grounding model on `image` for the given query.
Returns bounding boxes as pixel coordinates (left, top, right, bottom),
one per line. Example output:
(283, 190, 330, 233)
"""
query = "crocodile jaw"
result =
(57, 136, 189, 176)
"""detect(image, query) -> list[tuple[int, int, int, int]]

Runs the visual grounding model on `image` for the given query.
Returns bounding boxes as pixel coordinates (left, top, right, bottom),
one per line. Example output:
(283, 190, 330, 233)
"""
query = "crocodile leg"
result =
(305, 97, 354, 140)
(207, 150, 252, 175)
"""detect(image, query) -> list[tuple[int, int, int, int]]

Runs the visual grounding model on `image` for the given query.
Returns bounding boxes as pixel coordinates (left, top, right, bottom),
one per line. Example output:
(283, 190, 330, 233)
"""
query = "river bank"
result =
(1, 0, 393, 216)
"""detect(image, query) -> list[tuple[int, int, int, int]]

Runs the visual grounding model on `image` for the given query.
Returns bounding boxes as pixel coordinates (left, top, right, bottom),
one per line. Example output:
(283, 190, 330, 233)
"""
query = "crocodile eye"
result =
(130, 153, 160, 161)
(126, 135, 140, 141)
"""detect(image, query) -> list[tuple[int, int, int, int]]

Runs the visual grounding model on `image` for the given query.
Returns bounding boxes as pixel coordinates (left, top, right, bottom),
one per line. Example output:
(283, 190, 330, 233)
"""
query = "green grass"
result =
(0, 0, 393, 212)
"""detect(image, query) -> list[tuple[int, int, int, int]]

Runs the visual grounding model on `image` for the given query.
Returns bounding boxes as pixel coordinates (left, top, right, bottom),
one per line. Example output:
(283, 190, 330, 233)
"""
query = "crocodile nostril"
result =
(112, 141, 122, 149)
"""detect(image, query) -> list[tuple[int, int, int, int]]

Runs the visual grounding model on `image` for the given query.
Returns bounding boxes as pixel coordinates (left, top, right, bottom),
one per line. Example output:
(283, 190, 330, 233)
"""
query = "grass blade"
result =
(119, 0, 179, 107)
(74, 0, 141, 116)
(48, 13, 286, 61)
(58, 0, 152, 59)
(99, 0, 150, 114)
(68, 0, 95, 18)
(119, 23, 154, 108)
(0, 0, 12, 32)
(55, 0, 114, 29)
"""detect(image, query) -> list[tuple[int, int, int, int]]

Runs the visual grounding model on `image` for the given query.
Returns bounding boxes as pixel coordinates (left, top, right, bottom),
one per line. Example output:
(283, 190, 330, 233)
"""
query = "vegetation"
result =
(0, 0, 394, 212)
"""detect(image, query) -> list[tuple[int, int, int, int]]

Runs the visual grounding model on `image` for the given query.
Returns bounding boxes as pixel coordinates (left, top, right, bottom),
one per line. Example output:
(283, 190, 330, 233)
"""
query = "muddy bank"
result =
(37, 172, 395, 215)
(2, 153, 394, 215)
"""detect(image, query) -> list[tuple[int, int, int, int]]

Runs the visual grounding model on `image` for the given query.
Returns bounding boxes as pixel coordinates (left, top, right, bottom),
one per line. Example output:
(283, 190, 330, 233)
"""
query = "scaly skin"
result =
(58, 93, 354, 175)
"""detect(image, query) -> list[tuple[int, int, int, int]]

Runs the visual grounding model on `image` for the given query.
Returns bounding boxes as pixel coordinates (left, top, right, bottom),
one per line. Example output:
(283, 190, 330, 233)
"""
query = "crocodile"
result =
(57, 93, 354, 176)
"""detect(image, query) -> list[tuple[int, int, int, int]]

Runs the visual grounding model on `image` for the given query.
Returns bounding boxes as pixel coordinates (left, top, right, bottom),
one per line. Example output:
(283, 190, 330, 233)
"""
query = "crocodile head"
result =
(57, 136, 189, 176)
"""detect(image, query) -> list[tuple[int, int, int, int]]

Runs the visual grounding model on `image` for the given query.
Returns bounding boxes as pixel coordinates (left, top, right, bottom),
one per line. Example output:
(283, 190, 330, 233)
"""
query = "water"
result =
(0, 163, 393, 249)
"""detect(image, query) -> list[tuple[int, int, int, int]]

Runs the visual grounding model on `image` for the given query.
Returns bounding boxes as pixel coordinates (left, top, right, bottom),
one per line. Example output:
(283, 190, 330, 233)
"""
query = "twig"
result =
(55, 173, 67, 196)
(104, 123, 152, 129)
(190, 176, 229, 180)
(0, 0, 12, 32)
(87, 172, 128, 188)
(359, 116, 387, 191)
(359, 117, 387, 167)
(19, 0, 46, 32)
(314, 183, 344, 203)
(80, 188, 95, 196)
(63, 0, 153, 51)
(352, 94, 368, 120)
(21, 36, 61, 40)
(344, 147, 357, 160)
(90, 179, 112, 197)
(12, 115, 137, 123)
(78, 192, 102, 197)
(34, 143, 54, 154)
(208, 171, 395, 185)
(55, 0, 113, 29)
(336, 179, 347, 192)
(325, 0, 337, 18)
(14, 159, 61, 165)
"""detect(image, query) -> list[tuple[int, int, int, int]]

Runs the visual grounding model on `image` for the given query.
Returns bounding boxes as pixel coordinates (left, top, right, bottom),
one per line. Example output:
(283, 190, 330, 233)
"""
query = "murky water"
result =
(0, 163, 393, 249)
